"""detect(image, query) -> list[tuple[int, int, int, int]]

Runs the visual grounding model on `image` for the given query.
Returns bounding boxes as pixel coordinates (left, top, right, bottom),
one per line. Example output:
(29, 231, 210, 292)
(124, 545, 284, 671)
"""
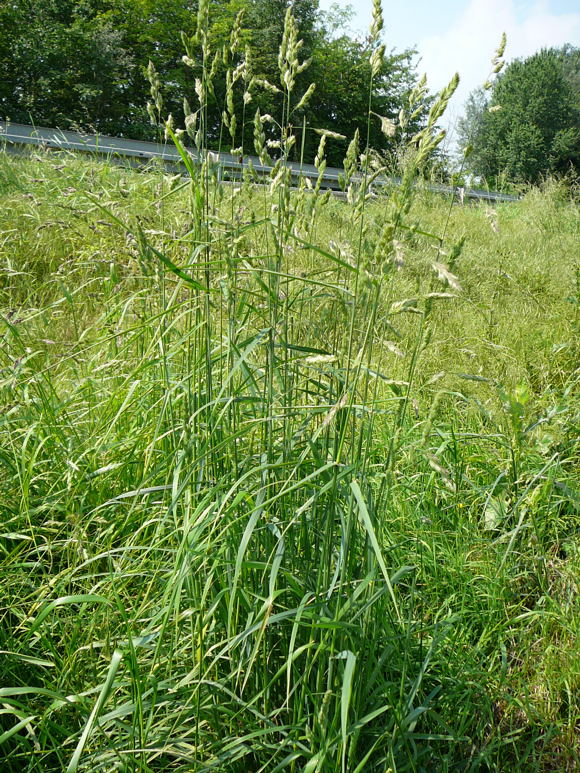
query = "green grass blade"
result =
(350, 480, 401, 622)
(66, 649, 123, 773)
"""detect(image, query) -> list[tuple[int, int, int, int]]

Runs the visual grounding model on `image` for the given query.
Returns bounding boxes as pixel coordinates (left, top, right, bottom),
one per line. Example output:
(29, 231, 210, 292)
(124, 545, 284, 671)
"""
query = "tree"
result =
(456, 87, 487, 162)
(102, 0, 200, 137)
(232, 1, 425, 165)
(1, 0, 134, 133)
(458, 47, 579, 184)
(0, 0, 203, 136)
(1, 0, 428, 163)
(305, 36, 422, 166)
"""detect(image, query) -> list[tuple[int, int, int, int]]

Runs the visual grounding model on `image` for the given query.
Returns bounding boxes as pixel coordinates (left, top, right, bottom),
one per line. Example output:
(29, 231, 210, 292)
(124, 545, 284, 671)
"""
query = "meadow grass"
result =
(0, 7, 579, 770)
(0, 142, 578, 772)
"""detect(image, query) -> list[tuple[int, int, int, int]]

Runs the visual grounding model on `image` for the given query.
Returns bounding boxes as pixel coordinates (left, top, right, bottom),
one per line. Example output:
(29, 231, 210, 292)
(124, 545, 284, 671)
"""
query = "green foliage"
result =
(0, 0, 203, 136)
(0, 0, 135, 132)
(0, 0, 425, 162)
(459, 46, 580, 184)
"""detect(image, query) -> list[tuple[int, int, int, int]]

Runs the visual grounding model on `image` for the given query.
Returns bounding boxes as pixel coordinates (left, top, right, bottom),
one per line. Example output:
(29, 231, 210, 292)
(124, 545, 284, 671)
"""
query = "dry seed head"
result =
(486, 34, 508, 89)
(305, 354, 338, 365)
(293, 82, 316, 113)
(371, 0, 384, 43)
(370, 44, 385, 77)
(344, 129, 360, 179)
(296, 57, 311, 75)
(254, 78, 280, 94)
(283, 69, 293, 90)
(164, 113, 174, 141)
(232, 62, 245, 82)
(320, 393, 349, 431)
(428, 455, 455, 491)
(269, 164, 289, 195)
(378, 115, 396, 138)
(427, 73, 459, 128)
(253, 109, 272, 165)
(230, 9, 244, 55)
(392, 239, 404, 270)
(385, 341, 405, 357)
(314, 134, 327, 169)
(485, 208, 499, 233)
(314, 128, 346, 141)
(147, 61, 163, 113)
(398, 108, 409, 131)
(432, 262, 461, 292)
(184, 108, 198, 138)
(195, 78, 204, 106)
(278, 8, 309, 93)
(285, 134, 296, 152)
(196, 0, 209, 42)
(146, 101, 156, 126)
(495, 32, 507, 60)
(210, 50, 221, 81)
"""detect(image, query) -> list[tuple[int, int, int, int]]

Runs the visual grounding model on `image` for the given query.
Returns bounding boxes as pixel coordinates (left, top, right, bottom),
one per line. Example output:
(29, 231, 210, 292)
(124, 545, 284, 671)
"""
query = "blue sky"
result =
(318, 0, 580, 145)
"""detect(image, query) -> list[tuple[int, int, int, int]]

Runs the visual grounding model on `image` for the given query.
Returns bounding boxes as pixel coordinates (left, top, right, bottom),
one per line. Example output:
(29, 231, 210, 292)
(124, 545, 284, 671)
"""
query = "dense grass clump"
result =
(1, 8, 579, 771)
(1, 144, 577, 772)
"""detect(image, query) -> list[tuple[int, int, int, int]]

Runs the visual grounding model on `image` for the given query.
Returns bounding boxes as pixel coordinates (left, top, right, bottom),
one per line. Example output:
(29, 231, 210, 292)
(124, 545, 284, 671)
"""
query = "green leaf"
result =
(337, 649, 356, 770)
(350, 480, 400, 621)
(0, 715, 37, 747)
(28, 595, 112, 638)
(66, 649, 123, 773)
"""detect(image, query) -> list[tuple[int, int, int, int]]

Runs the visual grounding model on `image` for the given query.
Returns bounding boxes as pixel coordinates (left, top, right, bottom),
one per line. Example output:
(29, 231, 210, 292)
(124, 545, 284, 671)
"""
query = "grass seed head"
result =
(371, 0, 384, 44)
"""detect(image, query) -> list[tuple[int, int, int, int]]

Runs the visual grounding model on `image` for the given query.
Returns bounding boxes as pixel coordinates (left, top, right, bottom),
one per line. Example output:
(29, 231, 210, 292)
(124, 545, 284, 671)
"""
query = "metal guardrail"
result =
(0, 121, 519, 203)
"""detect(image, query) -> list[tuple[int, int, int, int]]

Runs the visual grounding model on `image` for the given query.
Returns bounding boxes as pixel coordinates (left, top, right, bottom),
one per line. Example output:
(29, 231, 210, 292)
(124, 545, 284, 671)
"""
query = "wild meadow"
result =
(1, 5, 579, 771)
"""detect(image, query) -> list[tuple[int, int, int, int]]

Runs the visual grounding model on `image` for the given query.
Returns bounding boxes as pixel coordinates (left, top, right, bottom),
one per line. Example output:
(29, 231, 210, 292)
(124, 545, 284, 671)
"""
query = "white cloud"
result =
(416, 0, 580, 143)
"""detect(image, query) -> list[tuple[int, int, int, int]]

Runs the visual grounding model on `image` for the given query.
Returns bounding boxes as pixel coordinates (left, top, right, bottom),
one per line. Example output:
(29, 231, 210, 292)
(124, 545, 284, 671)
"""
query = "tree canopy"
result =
(458, 46, 579, 185)
(0, 0, 428, 165)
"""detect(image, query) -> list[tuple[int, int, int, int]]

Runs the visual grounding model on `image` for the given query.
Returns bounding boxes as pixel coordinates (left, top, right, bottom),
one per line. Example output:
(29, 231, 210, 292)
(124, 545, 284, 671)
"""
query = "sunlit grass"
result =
(1, 143, 577, 772)
(0, 6, 578, 768)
